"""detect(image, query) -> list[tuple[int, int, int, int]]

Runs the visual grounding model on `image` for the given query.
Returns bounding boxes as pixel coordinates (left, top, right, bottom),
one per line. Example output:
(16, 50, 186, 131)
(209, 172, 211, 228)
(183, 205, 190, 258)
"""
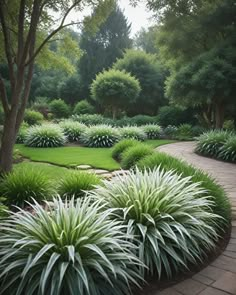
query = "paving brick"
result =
(157, 288, 183, 295)
(173, 279, 206, 295)
(225, 243, 236, 252)
(198, 287, 231, 295)
(192, 273, 214, 285)
(224, 250, 236, 259)
(198, 266, 227, 281)
(212, 272, 236, 294)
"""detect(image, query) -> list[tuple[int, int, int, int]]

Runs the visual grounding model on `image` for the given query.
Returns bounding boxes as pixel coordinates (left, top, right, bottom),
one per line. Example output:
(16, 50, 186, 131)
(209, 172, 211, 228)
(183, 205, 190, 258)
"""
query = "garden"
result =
(0, 0, 235, 294)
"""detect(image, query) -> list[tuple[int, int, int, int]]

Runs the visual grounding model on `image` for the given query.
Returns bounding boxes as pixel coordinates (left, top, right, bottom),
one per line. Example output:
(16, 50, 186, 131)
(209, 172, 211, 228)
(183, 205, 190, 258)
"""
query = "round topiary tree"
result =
(91, 69, 141, 119)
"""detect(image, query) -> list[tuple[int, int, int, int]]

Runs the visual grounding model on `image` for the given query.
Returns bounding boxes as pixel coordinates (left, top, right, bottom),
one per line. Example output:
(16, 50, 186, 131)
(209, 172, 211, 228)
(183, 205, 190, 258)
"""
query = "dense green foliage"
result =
(25, 124, 66, 148)
(71, 114, 106, 125)
(73, 100, 95, 115)
(59, 121, 86, 142)
(0, 168, 53, 207)
(121, 144, 153, 169)
(91, 69, 141, 118)
(0, 198, 142, 294)
(137, 153, 231, 225)
(49, 99, 70, 119)
(80, 125, 120, 148)
(218, 136, 236, 162)
(91, 168, 221, 277)
(112, 139, 139, 160)
(114, 50, 166, 115)
(58, 171, 101, 199)
(142, 124, 162, 139)
(119, 126, 147, 141)
(16, 126, 28, 144)
(23, 110, 44, 125)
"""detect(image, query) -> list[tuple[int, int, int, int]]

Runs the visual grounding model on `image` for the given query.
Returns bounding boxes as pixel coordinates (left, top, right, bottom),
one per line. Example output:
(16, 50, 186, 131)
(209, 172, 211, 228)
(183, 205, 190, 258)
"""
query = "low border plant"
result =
(59, 121, 86, 142)
(112, 139, 139, 161)
(121, 144, 153, 169)
(120, 126, 147, 141)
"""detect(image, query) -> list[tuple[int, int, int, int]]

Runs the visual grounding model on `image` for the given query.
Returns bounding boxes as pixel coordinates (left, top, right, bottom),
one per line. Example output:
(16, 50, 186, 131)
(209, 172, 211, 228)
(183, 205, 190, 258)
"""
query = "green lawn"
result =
(15, 140, 175, 171)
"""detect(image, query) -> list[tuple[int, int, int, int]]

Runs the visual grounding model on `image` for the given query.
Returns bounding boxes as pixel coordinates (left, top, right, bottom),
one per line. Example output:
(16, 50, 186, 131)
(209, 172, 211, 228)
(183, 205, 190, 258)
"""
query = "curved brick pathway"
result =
(151, 142, 236, 295)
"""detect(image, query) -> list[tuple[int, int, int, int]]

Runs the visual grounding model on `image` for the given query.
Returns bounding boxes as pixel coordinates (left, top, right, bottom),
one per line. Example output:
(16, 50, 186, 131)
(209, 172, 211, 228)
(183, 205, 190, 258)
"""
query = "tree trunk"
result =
(0, 110, 17, 173)
(215, 101, 225, 129)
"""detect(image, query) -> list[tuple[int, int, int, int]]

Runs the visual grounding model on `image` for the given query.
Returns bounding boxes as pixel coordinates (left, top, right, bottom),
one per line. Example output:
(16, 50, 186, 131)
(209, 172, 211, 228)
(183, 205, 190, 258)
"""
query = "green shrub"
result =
(58, 171, 101, 199)
(176, 124, 193, 140)
(24, 109, 44, 125)
(91, 69, 141, 119)
(142, 124, 162, 139)
(163, 125, 178, 138)
(91, 167, 221, 277)
(71, 114, 105, 125)
(218, 136, 236, 162)
(59, 121, 86, 142)
(32, 96, 50, 118)
(73, 100, 95, 115)
(49, 99, 70, 119)
(120, 126, 147, 141)
(80, 125, 120, 148)
(16, 126, 28, 144)
(130, 115, 156, 126)
(25, 124, 66, 148)
(192, 125, 206, 137)
(0, 197, 142, 294)
(223, 119, 235, 131)
(112, 139, 139, 161)
(137, 152, 231, 226)
(121, 144, 153, 169)
(0, 168, 53, 207)
(195, 130, 231, 157)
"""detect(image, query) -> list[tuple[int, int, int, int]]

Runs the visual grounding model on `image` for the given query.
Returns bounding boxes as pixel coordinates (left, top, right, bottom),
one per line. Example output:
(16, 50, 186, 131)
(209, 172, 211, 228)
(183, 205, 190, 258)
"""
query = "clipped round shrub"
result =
(25, 124, 66, 148)
(71, 114, 105, 125)
(121, 144, 153, 169)
(91, 168, 221, 277)
(112, 139, 139, 161)
(0, 198, 142, 294)
(142, 124, 162, 139)
(49, 99, 70, 119)
(24, 109, 44, 125)
(196, 130, 231, 157)
(58, 171, 101, 199)
(137, 152, 231, 226)
(73, 100, 95, 115)
(218, 136, 236, 162)
(0, 168, 53, 207)
(59, 120, 86, 142)
(120, 126, 147, 141)
(80, 125, 120, 148)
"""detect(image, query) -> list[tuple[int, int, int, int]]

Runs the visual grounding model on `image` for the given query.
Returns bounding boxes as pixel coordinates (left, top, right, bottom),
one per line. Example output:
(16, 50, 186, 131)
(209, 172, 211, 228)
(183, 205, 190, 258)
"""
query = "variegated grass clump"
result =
(142, 124, 162, 139)
(80, 125, 120, 147)
(59, 120, 86, 142)
(25, 124, 66, 147)
(120, 126, 147, 141)
(0, 198, 142, 295)
(195, 130, 231, 157)
(90, 167, 221, 278)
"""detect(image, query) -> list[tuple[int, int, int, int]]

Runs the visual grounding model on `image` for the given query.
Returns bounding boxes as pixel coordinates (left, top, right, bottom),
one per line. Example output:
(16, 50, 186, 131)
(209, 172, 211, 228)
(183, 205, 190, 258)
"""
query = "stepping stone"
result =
(76, 165, 92, 170)
(91, 169, 109, 175)
(101, 173, 113, 179)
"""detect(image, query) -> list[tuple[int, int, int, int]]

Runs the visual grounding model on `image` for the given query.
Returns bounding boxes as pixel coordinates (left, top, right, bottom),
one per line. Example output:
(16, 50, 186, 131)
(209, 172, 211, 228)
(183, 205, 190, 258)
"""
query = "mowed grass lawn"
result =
(15, 140, 175, 171)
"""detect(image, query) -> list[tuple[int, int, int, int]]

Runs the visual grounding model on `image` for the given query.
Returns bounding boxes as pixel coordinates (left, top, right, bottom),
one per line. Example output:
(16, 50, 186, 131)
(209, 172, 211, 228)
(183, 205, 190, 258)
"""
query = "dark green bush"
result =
(163, 125, 178, 138)
(137, 152, 231, 227)
(49, 99, 70, 119)
(24, 109, 44, 125)
(71, 114, 105, 125)
(121, 144, 154, 169)
(129, 115, 157, 126)
(58, 171, 101, 199)
(73, 100, 95, 115)
(0, 167, 54, 207)
(176, 124, 193, 140)
(112, 139, 139, 161)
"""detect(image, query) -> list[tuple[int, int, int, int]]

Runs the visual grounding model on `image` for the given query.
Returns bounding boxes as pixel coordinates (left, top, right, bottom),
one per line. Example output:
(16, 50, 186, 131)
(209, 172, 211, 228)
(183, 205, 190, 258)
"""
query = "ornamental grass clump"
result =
(0, 168, 53, 207)
(90, 168, 222, 278)
(25, 124, 66, 147)
(0, 198, 142, 295)
(58, 171, 101, 199)
(59, 120, 86, 142)
(112, 139, 139, 161)
(195, 130, 231, 157)
(121, 144, 153, 169)
(142, 124, 162, 139)
(218, 135, 236, 162)
(80, 125, 120, 147)
(120, 126, 147, 141)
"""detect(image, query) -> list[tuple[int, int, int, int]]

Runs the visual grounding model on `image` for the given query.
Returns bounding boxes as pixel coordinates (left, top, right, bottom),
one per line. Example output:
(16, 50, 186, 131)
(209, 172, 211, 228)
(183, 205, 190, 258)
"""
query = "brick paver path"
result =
(152, 142, 236, 295)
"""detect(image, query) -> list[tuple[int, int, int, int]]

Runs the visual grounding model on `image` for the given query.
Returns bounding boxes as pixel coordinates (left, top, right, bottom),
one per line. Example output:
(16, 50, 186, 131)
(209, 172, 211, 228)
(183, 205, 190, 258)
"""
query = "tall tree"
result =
(78, 2, 132, 99)
(0, 0, 115, 172)
(134, 26, 159, 54)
